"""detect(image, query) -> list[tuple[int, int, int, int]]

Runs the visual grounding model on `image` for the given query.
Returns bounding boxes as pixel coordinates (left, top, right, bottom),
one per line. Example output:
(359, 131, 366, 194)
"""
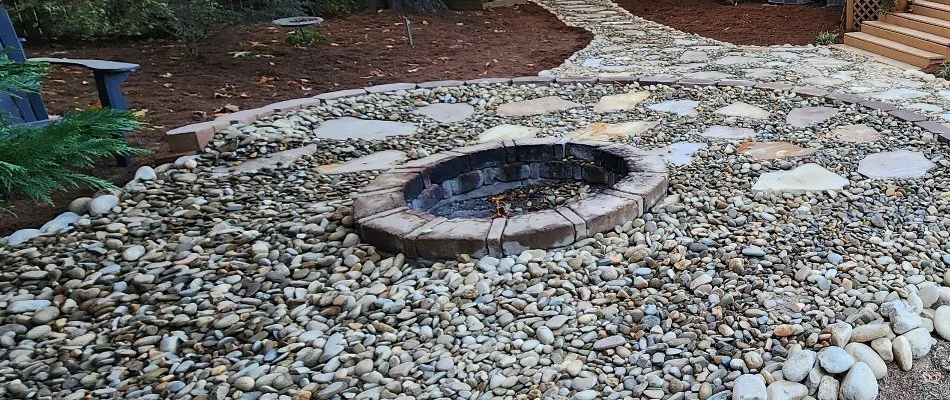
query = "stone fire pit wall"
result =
(353, 138, 669, 259)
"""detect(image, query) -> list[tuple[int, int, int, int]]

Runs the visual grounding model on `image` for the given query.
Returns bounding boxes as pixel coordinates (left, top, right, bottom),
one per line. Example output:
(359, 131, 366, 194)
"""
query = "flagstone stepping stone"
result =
(313, 117, 417, 140)
(831, 71, 857, 81)
(801, 77, 844, 87)
(702, 125, 757, 140)
(833, 124, 881, 143)
(805, 57, 852, 68)
(570, 121, 659, 140)
(317, 150, 408, 174)
(478, 124, 540, 142)
(738, 142, 819, 160)
(679, 51, 709, 62)
(771, 51, 800, 60)
(871, 88, 928, 101)
(674, 39, 698, 45)
(211, 144, 318, 177)
(684, 71, 733, 80)
(714, 56, 761, 66)
(416, 103, 475, 123)
(752, 163, 849, 193)
(743, 68, 777, 79)
(583, 58, 602, 67)
(858, 150, 936, 179)
(496, 96, 582, 117)
(786, 107, 838, 128)
(908, 103, 942, 113)
(649, 100, 700, 117)
(647, 142, 707, 166)
(940, 90, 950, 100)
(715, 102, 770, 119)
(594, 91, 650, 112)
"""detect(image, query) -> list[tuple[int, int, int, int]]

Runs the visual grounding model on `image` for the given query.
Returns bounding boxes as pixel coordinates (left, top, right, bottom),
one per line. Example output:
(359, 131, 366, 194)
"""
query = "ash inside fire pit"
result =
(428, 179, 606, 218)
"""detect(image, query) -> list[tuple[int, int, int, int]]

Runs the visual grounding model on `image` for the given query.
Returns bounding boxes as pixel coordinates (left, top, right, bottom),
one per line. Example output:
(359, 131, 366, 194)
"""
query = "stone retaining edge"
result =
(163, 76, 950, 153)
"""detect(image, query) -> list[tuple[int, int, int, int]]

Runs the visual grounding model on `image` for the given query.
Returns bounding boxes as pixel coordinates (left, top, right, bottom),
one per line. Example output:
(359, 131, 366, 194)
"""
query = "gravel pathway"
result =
(2, 79, 950, 400)
(531, 0, 950, 121)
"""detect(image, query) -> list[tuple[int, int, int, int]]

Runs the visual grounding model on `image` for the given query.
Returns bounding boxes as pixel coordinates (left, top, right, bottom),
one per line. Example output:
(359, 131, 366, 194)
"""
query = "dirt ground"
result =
(615, 0, 844, 46)
(880, 340, 950, 400)
(1, 4, 591, 236)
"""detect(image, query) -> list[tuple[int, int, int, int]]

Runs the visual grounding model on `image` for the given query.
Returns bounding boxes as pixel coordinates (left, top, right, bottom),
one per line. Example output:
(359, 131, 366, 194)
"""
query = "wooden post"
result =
(846, 0, 855, 30)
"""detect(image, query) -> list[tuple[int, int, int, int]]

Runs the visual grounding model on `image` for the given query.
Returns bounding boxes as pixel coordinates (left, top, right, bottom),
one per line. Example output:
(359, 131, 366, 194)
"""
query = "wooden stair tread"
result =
(862, 21, 950, 46)
(915, 0, 950, 11)
(888, 12, 950, 28)
(844, 32, 944, 59)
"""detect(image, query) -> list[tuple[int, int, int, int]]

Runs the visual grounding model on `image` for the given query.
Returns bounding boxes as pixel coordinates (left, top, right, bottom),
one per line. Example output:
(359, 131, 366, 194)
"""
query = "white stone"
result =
(496, 96, 581, 117)
(478, 125, 540, 142)
(714, 102, 770, 119)
(767, 381, 808, 400)
(134, 166, 157, 181)
(817, 376, 839, 400)
(702, 125, 757, 140)
(733, 374, 767, 400)
(7, 229, 43, 246)
(870, 338, 893, 362)
(838, 362, 878, 400)
(743, 68, 777, 79)
(817, 346, 854, 374)
(123, 245, 146, 262)
(782, 347, 816, 382)
(313, 117, 417, 140)
(593, 91, 650, 112)
(752, 164, 849, 193)
(39, 212, 81, 234)
(679, 51, 709, 62)
(902, 327, 935, 359)
(88, 194, 120, 216)
(935, 306, 950, 341)
(317, 150, 408, 174)
(738, 142, 818, 160)
(833, 124, 880, 143)
(417, 103, 475, 123)
(844, 343, 886, 379)
(786, 107, 838, 128)
(892, 335, 912, 371)
(857, 150, 935, 179)
(829, 322, 852, 347)
(648, 99, 700, 116)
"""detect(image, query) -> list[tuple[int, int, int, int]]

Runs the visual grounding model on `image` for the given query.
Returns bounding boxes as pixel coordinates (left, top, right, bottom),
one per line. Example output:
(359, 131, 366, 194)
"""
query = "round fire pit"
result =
(353, 138, 669, 259)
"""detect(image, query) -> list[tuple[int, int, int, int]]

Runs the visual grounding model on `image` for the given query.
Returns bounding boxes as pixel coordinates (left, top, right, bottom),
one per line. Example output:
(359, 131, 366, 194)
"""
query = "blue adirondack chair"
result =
(0, 7, 140, 167)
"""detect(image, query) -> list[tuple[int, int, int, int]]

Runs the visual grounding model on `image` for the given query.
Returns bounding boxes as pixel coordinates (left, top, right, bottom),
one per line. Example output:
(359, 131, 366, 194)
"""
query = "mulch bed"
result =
(1, 4, 591, 236)
(615, 0, 844, 46)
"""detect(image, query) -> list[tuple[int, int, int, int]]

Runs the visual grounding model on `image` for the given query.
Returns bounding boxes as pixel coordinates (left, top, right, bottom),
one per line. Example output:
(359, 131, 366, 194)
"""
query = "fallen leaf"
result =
(132, 109, 149, 117)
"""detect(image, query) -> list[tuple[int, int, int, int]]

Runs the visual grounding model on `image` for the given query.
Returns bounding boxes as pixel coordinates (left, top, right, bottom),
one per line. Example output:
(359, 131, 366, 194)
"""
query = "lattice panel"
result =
(848, 0, 881, 29)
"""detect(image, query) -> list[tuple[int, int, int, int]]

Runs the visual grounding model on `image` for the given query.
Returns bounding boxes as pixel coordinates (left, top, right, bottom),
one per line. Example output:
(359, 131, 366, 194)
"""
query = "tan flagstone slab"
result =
(833, 124, 881, 143)
(738, 142, 819, 160)
(752, 163, 849, 193)
(478, 125, 541, 142)
(313, 117, 417, 140)
(570, 121, 659, 140)
(317, 150, 408, 174)
(593, 91, 650, 113)
(496, 96, 582, 117)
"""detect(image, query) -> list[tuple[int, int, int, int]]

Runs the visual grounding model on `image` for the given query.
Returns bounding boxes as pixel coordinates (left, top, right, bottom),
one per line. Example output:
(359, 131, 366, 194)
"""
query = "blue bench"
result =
(0, 7, 141, 167)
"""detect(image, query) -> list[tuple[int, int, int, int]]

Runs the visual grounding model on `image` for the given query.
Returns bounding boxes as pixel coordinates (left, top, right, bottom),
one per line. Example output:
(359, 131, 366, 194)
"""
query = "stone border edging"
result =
(163, 76, 950, 153)
(352, 138, 669, 259)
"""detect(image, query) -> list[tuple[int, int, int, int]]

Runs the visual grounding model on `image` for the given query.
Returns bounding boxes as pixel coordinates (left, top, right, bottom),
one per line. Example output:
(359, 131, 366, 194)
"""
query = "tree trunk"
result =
(393, 0, 448, 13)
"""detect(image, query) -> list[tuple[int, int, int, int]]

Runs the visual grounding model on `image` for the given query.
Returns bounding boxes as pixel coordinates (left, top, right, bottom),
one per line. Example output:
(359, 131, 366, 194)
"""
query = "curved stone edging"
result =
(352, 138, 668, 259)
(163, 76, 950, 153)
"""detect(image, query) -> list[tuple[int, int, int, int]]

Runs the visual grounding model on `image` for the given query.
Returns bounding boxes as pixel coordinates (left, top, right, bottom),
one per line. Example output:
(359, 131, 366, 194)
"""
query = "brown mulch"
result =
(614, 0, 844, 46)
(0, 4, 591, 236)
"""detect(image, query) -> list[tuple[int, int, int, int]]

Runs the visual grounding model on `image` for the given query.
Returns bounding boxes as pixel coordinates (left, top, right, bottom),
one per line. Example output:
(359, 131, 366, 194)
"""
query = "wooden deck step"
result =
(861, 21, 950, 56)
(843, 32, 945, 68)
(912, 0, 950, 21)
(884, 13, 950, 38)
